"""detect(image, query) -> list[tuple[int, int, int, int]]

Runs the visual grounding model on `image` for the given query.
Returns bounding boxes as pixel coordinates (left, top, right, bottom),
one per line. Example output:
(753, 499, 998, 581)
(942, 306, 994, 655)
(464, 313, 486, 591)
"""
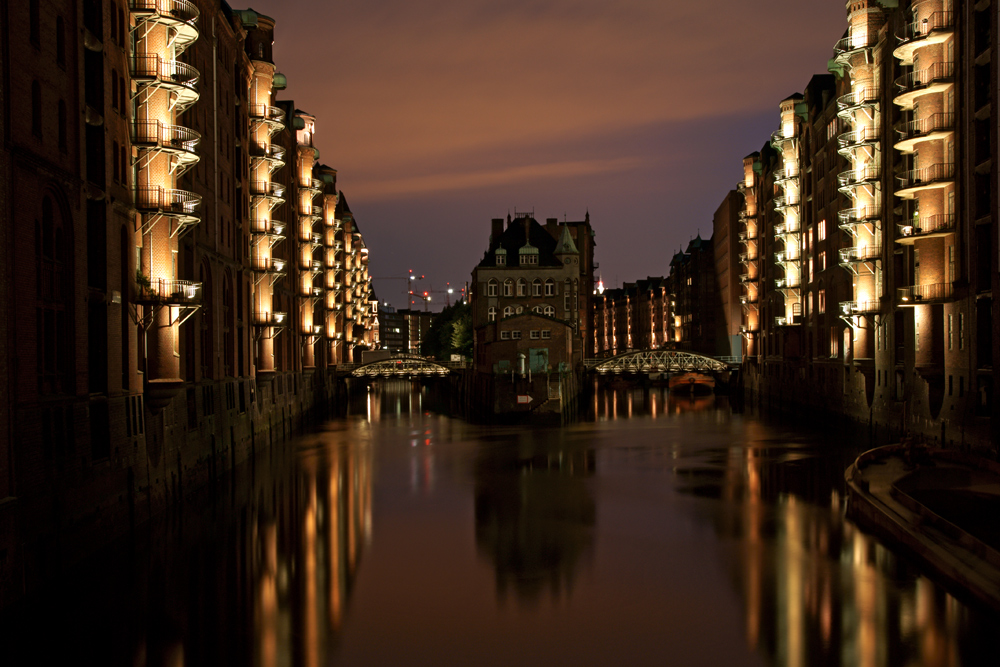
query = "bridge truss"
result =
(348, 354, 457, 378)
(585, 350, 731, 374)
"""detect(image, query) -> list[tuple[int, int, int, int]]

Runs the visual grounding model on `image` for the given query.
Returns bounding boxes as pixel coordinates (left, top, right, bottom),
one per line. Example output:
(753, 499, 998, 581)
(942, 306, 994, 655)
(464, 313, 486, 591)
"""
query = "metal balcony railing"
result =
(130, 0, 199, 23)
(774, 221, 800, 236)
(775, 277, 801, 289)
(894, 62, 955, 96)
(133, 120, 201, 154)
(838, 205, 881, 230)
(134, 278, 201, 305)
(774, 166, 799, 184)
(839, 300, 880, 316)
(897, 282, 953, 304)
(131, 54, 200, 91)
(770, 129, 795, 150)
(249, 143, 286, 163)
(136, 186, 201, 216)
(250, 257, 286, 274)
(837, 126, 880, 151)
(248, 103, 286, 124)
(895, 112, 954, 144)
(250, 180, 286, 199)
(898, 214, 956, 240)
(897, 11, 954, 45)
(839, 245, 882, 264)
(253, 311, 287, 327)
(833, 31, 879, 57)
(773, 194, 800, 209)
(896, 162, 955, 190)
(838, 165, 882, 190)
(837, 85, 880, 113)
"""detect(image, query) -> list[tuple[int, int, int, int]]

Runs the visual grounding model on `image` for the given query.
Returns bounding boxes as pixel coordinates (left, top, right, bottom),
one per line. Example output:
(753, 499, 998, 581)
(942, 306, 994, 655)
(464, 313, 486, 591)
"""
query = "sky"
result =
(247, 0, 849, 310)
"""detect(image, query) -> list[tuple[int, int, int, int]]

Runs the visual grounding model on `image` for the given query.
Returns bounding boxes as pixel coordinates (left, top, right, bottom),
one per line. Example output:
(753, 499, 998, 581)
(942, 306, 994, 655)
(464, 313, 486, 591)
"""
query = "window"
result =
(515, 305, 523, 314)
(517, 279, 527, 297)
(532, 279, 542, 297)
(111, 71, 119, 111)
(511, 330, 522, 340)
(543, 305, 555, 317)
(496, 252, 506, 266)
(503, 279, 513, 297)
(487, 306, 496, 322)
(503, 306, 513, 318)
(112, 141, 119, 183)
(544, 279, 555, 296)
(948, 245, 955, 283)
(808, 257, 814, 283)
(533, 305, 542, 314)
(530, 330, 540, 340)
(57, 100, 67, 152)
(948, 314, 953, 350)
(56, 17, 66, 67)
(959, 313, 965, 350)
(541, 330, 551, 340)
(818, 220, 826, 241)
(826, 117, 837, 141)
(500, 330, 510, 340)
(818, 289, 826, 314)
(32, 81, 42, 137)
(487, 279, 498, 297)
(819, 251, 826, 271)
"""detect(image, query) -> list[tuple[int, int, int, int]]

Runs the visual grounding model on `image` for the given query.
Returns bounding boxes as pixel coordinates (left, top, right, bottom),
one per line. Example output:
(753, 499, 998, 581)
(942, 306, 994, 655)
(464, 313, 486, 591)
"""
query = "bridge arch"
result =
(349, 354, 455, 378)
(585, 350, 731, 374)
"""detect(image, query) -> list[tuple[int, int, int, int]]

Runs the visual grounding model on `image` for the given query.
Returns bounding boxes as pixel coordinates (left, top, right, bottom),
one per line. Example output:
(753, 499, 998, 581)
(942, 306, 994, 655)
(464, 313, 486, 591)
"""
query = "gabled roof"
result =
(477, 216, 562, 268)
(554, 225, 579, 254)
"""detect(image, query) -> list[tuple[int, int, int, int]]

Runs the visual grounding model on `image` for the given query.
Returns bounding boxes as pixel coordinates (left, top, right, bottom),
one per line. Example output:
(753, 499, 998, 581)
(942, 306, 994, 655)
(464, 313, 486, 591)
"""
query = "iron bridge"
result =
(346, 354, 463, 378)
(584, 350, 734, 374)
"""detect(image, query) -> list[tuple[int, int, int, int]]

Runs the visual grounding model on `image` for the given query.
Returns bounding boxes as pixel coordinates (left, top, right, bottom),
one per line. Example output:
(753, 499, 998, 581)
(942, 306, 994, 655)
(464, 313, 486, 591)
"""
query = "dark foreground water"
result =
(4, 382, 998, 665)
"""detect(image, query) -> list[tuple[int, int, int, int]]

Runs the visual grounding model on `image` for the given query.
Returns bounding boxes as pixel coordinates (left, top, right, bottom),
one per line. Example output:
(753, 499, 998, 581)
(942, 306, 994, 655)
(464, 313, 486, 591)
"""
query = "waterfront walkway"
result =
(846, 443, 1000, 613)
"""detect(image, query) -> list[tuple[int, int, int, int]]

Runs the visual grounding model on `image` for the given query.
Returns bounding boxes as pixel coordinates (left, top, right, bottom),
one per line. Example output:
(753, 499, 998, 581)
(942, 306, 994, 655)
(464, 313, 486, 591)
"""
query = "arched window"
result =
(532, 279, 542, 297)
(516, 279, 527, 297)
(545, 279, 555, 296)
(515, 305, 523, 314)
(487, 279, 498, 297)
(487, 306, 496, 322)
(503, 279, 513, 297)
(543, 305, 555, 317)
(503, 306, 513, 318)
(533, 305, 542, 314)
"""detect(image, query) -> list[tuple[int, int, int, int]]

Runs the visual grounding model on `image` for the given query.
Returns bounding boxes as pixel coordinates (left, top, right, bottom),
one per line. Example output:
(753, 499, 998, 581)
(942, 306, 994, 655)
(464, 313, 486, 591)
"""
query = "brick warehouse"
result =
(0, 0, 379, 602)
(729, 0, 999, 450)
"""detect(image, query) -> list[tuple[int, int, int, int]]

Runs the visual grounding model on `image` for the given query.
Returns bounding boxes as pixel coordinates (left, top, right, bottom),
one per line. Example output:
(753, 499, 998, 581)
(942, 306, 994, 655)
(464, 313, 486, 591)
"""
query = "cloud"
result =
(347, 156, 650, 199)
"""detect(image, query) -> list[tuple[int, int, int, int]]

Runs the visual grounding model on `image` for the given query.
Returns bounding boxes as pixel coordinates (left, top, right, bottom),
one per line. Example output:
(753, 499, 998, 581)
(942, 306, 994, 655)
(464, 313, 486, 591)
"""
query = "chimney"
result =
(491, 218, 504, 243)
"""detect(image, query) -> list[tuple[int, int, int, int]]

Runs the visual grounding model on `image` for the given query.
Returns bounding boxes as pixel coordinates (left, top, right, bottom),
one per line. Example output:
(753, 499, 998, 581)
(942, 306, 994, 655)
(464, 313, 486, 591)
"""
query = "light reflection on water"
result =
(2, 383, 996, 665)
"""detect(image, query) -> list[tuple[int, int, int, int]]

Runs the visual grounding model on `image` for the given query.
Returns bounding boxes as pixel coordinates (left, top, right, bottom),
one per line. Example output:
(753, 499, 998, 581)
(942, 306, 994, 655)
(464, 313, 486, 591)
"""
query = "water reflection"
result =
(591, 385, 720, 420)
(474, 432, 596, 605)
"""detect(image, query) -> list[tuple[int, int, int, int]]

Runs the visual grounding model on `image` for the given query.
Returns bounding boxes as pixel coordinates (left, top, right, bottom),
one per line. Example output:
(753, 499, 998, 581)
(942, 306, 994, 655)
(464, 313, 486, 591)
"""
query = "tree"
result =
(422, 302, 472, 359)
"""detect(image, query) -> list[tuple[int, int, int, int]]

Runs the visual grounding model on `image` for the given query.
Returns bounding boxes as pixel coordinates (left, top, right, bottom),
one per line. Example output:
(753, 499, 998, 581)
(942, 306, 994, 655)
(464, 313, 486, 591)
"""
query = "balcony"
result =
(253, 311, 287, 328)
(839, 245, 882, 268)
(299, 178, 323, 195)
(836, 85, 880, 118)
(737, 230, 758, 243)
(770, 129, 796, 151)
(895, 162, 955, 198)
(894, 11, 955, 64)
(250, 256, 286, 275)
(897, 282, 954, 305)
(131, 55, 200, 112)
(773, 166, 799, 186)
(774, 221, 800, 237)
(129, 0, 199, 53)
(838, 205, 881, 233)
(739, 272, 757, 284)
(775, 277, 801, 290)
(136, 186, 201, 227)
(132, 121, 201, 176)
(774, 251, 799, 264)
(740, 295, 758, 305)
(839, 300, 881, 316)
(837, 165, 882, 194)
(837, 126, 880, 155)
(894, 112, 954, 153)
(248, 104, 285, 134)
(134, 278, 201, 306)
(773, 194, 800, 212)
(833, 31, 880, 61)
(894, 62, 955, 109)
(896, 214, 956, 245)
(249, 143, 286, 169)
(250, 180, 286, 206)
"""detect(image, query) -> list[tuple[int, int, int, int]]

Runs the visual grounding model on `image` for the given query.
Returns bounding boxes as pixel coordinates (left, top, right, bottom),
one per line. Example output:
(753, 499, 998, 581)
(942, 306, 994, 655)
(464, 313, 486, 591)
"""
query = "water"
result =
(3, 382, 997, 665)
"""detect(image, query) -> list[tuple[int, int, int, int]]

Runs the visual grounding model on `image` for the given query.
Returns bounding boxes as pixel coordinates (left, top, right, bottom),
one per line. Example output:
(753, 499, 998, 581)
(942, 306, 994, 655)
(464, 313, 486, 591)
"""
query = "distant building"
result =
(471, 213, 595, 374)
(666, 235, 726, 357)
(592, 278, 671, 357)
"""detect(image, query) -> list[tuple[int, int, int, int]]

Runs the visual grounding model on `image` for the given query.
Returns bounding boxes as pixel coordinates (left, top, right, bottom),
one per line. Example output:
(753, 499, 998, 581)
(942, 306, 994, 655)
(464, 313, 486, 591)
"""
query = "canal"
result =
(3, 381, 997, 665)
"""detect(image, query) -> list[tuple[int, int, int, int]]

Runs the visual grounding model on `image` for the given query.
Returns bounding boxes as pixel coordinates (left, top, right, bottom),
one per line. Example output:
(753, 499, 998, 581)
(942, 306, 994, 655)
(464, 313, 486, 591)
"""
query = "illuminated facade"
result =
(0, 1, 379, 600)
(736, 0, 997, 448)
(592, 278, 672, 357)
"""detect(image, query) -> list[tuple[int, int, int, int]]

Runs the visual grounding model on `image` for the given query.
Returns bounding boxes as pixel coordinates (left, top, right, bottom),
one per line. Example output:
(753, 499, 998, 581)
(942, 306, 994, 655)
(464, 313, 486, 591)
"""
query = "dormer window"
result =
(495, 248, 506, 266)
